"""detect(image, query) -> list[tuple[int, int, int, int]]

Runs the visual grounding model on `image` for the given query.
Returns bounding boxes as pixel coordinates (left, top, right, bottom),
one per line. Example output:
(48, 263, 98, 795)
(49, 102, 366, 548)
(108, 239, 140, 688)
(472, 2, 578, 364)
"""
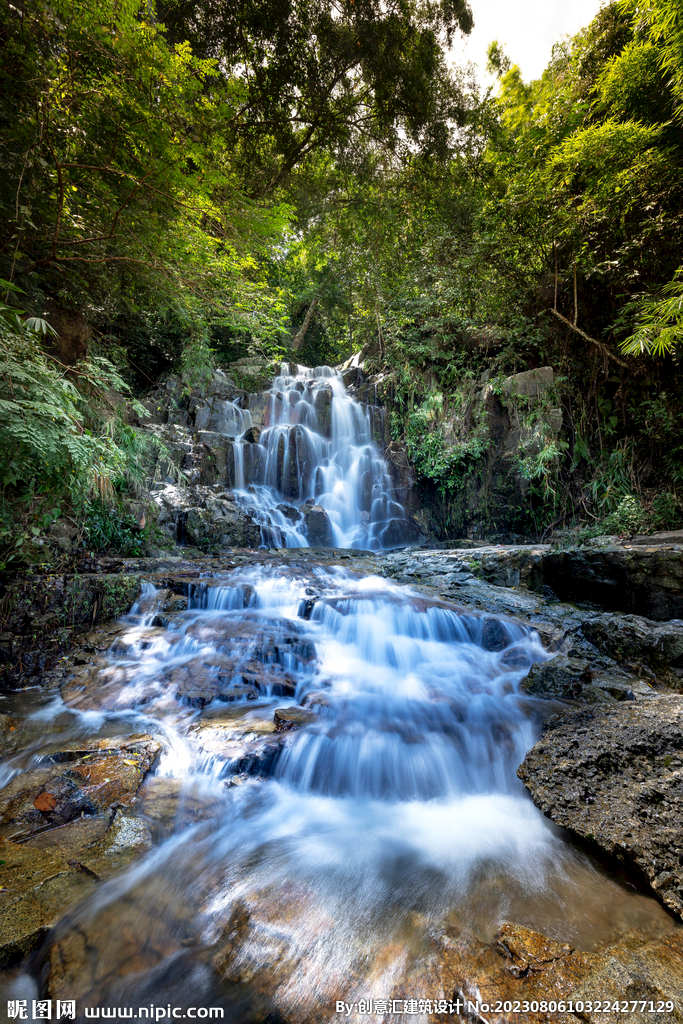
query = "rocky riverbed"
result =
(2, 541, 683, 1020)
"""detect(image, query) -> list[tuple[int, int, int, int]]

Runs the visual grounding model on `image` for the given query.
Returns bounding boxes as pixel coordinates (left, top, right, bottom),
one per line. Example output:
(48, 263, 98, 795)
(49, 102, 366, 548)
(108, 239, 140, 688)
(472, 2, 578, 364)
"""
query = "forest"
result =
(1, 0, 683, 561)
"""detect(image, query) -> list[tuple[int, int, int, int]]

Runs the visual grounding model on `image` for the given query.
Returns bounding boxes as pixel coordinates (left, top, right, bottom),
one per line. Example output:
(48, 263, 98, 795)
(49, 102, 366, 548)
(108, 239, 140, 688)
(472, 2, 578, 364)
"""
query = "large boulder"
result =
(578, 612, 683, 684)
(520, 655, 645, 703)
(152, 484, 261, 548)
(542, 545, 683, 620)
(518, 694, 683, 918)
(302, 504, 332, 545)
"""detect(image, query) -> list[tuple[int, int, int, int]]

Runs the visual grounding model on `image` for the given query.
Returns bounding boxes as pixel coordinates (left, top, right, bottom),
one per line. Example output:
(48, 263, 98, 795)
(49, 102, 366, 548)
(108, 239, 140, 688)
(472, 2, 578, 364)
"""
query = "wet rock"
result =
(229, 737, 286, 778)
(303, 505, 332, 546)
(209, 882, 335, 1013)
(162, 593, 188, 614)
(80, 808, 153, 879)
(183, 613, 314, 665)
(425, 921, 683, 1023)
(542, 545, 683, 621)
(0, 842, 98, 968)
(61, 658, 159, 711)
(152, 483, 261, 549)
(384, 441, 417, 509)
(273, 706, 318, 731)
(313, 385, 333, 438)
(242, 425, 261, 444)
(137, 777, 225, 835)
(522, 656, 616, 702)
(568, 931, 683, 1020)
(47, 893, 198, 1006)
(381, 516, 419, 547)
(522, 654, 658, 703)
(300, 690, 332, 709)
(518, 694, 683, 918)
(0, 736, 160, 839)
(481, 616, 514, 652)
(277, 503, 301, 523)
(21, 815, 110, 857)
(430, 921, 599, 1020)
(0, 713, 18, 756)
(188, 705, 284, 777)
(579, 614, 683, 686)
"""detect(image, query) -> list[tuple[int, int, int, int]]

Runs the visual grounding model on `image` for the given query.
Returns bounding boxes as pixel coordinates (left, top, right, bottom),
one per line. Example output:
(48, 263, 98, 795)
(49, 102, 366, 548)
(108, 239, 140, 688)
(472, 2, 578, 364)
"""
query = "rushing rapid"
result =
(1, 563, 674, 1020)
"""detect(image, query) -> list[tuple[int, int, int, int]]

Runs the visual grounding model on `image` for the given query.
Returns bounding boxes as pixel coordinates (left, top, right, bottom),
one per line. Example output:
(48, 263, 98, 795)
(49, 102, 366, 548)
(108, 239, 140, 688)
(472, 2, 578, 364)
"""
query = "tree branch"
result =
(548, 309, 628, 368)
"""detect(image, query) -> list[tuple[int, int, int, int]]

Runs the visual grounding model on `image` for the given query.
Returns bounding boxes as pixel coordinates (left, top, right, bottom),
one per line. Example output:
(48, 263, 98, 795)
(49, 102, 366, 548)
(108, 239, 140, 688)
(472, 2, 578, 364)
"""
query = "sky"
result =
(450, 0, 606, 84)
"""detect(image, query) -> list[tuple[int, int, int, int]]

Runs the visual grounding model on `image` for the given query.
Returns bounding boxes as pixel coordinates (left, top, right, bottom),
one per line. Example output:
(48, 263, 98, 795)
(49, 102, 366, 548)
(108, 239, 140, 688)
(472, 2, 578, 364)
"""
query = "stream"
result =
(0, 564, 676, 1020)
(0, 366, 677, 1020)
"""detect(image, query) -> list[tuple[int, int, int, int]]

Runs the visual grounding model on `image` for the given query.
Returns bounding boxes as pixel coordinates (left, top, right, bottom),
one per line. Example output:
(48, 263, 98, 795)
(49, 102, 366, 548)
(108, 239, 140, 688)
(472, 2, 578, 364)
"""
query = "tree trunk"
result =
(292, 295, 319, 351)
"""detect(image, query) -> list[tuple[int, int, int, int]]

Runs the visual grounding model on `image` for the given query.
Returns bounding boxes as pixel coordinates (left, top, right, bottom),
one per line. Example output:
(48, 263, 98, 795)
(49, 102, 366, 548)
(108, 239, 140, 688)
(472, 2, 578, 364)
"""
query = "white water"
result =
(226, 364, 410, 550)
(2, 565, 674, 1018)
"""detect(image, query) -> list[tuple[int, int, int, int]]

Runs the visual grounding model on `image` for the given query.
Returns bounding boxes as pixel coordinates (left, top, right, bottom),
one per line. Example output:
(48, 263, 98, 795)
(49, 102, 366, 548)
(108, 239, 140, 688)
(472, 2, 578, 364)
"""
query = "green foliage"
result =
(619, 269, 683, 355)
(603, 494, 649, 534)
(404, 392, 489, 496)
(651, 491, 682, 530)
(0, 283, 165, 564)
(158, 0, 474, 193)
(0, 0, 294, 379)
(585, 448, 636, 511)
(81, 499, 148, 557)
(0, 286, 146, 498)
(597, 41, 670, 123)
(519, 439, 570, 504)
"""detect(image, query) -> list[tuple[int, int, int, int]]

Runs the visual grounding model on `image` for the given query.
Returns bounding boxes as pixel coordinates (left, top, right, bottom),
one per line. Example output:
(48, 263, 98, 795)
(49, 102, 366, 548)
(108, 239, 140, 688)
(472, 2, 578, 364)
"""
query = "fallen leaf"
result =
(123, 759, 140, 767)
(33, 792, 57, 812)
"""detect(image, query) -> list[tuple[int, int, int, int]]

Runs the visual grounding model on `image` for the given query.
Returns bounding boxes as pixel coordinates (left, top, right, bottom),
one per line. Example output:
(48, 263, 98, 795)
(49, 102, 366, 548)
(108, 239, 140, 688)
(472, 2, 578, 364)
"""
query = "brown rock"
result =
(273, 706, 318, 731)
(0, 736, 160, 839)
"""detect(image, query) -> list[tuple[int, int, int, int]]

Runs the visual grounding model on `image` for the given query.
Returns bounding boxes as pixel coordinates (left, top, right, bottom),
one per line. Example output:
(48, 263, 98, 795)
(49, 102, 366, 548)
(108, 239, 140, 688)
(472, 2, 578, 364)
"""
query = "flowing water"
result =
(222, 364, 410, 550)
(1, 563, 676, 1021)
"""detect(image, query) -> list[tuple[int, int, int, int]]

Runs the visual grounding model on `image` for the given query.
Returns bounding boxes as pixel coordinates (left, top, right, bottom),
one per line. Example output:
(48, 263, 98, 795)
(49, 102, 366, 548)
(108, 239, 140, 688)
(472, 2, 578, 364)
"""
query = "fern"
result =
(0, 286, 150, 504)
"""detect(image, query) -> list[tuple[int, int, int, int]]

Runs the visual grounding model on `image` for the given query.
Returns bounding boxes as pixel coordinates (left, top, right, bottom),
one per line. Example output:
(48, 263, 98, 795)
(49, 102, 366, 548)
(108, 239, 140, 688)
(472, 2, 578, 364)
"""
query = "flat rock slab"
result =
(421, 922, 683, 1024)
(0, 735, 160, 840)
(518, 695, 683, 918)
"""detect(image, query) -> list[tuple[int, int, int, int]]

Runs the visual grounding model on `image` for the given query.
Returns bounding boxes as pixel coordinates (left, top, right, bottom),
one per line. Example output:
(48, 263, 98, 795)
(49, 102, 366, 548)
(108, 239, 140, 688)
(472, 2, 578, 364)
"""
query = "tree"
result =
(157, 0, 474, 194)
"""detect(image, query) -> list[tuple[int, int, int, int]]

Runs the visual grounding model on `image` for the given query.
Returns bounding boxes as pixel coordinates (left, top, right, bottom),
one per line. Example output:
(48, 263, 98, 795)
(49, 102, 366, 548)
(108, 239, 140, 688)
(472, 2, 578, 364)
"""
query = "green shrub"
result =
(81, 499, 149, 557)
(603, 495, 649, 535)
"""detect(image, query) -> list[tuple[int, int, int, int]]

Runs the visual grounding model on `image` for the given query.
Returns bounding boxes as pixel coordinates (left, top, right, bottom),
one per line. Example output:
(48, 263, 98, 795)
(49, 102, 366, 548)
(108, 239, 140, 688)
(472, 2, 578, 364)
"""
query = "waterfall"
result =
(226, 363, 410, 550)
(232, 441, 245, 489)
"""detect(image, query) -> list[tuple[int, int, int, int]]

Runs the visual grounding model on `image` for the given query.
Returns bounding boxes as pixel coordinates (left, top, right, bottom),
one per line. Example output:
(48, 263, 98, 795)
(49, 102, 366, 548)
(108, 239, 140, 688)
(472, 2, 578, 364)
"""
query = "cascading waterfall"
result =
(228, 364, 410, 550)
(3, 562, 673, 1020)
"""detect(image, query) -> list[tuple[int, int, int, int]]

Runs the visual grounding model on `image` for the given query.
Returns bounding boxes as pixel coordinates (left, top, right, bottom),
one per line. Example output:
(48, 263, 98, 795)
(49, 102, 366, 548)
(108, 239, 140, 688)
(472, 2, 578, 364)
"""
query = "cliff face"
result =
(345, 362, 565, 543)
